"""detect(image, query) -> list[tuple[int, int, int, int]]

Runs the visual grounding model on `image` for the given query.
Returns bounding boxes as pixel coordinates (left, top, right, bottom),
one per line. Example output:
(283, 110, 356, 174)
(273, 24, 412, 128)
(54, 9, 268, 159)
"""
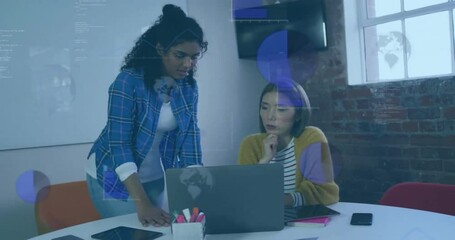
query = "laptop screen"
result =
(166, 164, 284, 234)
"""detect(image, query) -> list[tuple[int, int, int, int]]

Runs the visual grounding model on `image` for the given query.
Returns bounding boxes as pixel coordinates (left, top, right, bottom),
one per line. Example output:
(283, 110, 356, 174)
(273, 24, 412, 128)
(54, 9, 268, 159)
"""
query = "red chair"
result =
(379, 182, 455, 216)
(34, 181, 101, 234)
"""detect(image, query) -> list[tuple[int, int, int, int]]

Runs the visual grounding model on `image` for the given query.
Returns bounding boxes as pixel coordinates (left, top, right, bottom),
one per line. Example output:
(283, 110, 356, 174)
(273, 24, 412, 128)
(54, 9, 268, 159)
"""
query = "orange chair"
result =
(34, 181, 101, 234)
(379, 182, 455, 216)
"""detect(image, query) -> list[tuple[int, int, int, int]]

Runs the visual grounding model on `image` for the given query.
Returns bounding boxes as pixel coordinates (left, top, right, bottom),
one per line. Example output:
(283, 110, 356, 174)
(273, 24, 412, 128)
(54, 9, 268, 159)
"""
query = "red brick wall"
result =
(303, 0, 455, 203)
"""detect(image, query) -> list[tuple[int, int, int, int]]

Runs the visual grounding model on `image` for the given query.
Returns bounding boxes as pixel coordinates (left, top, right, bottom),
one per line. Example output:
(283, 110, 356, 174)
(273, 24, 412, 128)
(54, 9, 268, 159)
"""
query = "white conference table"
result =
(29, 202, 455, 240)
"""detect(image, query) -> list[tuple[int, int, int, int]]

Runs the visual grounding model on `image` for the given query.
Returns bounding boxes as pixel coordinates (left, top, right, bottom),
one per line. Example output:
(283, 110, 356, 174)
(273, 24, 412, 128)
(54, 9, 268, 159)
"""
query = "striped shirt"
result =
(270, 138, 304, 207)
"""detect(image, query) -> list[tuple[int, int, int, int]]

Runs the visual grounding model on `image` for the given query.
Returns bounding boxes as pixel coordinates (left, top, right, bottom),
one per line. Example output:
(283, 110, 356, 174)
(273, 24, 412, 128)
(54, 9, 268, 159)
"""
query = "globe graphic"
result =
(178, 167, 214, 200)
(377, 31, 411, 68)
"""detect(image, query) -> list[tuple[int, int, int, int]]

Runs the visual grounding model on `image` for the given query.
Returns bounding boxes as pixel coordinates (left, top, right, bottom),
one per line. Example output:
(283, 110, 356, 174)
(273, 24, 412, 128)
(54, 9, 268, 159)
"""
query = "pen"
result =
(189, 207, 199, 222)
(172, 210, 179, 222)
(193, 207, 199, 216)
(196, 212, 205, 222)
(176, 215, 185, 223)
(182, 208, 191, 223)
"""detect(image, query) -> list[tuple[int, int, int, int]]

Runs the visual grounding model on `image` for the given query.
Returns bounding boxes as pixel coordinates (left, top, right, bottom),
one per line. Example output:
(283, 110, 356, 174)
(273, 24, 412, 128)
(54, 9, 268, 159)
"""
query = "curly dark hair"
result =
(121, 4, 208, 90)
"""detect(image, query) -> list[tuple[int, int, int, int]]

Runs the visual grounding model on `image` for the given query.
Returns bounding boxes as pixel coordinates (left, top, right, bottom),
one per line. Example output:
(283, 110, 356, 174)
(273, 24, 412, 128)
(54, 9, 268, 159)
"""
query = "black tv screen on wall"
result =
(234, 0, 327, 59)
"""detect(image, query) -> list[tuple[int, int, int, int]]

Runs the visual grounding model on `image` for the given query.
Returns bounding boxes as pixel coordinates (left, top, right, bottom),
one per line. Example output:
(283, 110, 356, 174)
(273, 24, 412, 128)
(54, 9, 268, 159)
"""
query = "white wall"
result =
(0, 0, 265, 239)
(189, 0, 266, 166)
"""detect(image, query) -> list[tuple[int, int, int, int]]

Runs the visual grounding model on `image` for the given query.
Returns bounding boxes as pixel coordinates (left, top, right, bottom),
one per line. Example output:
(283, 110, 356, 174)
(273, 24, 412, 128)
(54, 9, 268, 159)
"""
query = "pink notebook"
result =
(286, 217, 330, 227)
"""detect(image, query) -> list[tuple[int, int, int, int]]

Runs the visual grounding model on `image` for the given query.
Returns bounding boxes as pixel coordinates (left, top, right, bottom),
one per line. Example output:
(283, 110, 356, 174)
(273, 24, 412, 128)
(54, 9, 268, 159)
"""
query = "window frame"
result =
(344, 0, 455, 85)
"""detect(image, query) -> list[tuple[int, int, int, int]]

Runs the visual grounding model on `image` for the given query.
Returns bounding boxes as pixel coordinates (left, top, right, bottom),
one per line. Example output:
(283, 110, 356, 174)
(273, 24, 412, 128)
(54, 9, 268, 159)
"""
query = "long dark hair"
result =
(121, 4, 208, 90)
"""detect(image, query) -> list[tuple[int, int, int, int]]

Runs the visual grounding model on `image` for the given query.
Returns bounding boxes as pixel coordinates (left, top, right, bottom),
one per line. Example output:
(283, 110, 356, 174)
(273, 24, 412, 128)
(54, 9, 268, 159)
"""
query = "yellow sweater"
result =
(237, 126, 339, 205)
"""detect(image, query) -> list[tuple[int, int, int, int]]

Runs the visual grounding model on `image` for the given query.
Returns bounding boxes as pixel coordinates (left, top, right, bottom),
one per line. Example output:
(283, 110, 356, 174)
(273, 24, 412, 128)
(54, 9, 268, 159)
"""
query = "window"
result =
(344, 0, 455, 85)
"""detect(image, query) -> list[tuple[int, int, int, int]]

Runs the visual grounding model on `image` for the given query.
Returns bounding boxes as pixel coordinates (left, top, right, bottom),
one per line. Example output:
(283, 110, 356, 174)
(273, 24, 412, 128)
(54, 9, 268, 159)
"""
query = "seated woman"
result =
(237, 80, 339, 208)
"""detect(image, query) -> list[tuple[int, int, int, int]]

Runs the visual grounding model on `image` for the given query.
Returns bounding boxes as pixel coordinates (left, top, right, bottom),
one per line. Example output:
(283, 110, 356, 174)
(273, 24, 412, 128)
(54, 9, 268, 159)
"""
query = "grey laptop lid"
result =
(166, 163, 284, 234)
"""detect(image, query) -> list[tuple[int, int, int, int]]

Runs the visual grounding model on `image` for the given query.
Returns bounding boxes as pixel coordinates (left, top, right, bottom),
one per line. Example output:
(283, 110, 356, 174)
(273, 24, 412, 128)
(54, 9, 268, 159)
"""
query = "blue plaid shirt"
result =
(88, 69, 202, 199)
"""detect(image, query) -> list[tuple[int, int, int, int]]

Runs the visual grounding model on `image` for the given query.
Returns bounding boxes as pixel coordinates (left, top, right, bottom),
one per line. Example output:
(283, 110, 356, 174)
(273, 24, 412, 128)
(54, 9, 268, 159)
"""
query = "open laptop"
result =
(166, 163, 284, 234)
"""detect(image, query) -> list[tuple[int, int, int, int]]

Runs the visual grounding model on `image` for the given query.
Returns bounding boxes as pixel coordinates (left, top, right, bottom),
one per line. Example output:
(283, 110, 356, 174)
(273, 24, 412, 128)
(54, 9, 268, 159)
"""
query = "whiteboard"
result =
(0, 0, 187, 150)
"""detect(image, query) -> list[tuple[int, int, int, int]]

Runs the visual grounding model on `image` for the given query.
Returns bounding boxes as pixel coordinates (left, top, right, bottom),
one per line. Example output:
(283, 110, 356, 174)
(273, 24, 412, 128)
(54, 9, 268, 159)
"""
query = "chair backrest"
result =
(34, 181, 101, 234)
(379, 182, 455, 216)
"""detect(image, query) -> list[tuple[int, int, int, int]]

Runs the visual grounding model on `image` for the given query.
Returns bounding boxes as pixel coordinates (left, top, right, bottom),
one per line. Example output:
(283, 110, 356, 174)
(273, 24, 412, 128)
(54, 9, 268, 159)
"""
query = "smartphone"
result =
(350, 213, 373, 226)
(91, 226, 164, 240)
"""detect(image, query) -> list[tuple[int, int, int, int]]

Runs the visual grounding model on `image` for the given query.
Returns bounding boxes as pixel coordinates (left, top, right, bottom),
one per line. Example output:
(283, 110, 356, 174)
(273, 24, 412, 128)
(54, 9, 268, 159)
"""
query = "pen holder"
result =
(172, 221, 205, 240)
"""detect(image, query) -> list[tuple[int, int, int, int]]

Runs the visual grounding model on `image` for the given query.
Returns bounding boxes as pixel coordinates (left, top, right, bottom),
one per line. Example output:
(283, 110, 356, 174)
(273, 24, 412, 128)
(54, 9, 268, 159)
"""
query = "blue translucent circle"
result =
(257, 30, 290, 86)
(256, 30, 318, 86)
(15, 170, 50, 204)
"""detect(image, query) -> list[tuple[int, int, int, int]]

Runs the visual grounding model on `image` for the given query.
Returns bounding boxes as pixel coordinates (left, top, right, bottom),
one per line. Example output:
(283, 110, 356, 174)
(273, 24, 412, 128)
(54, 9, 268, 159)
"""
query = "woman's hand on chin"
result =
(259, 134, 277, 164)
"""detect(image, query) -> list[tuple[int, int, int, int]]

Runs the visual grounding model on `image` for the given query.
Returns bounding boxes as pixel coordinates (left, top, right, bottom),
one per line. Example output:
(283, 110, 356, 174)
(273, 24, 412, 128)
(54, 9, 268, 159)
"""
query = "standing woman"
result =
(237, 80, 339, 208)
(86, 4, 208, 227)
